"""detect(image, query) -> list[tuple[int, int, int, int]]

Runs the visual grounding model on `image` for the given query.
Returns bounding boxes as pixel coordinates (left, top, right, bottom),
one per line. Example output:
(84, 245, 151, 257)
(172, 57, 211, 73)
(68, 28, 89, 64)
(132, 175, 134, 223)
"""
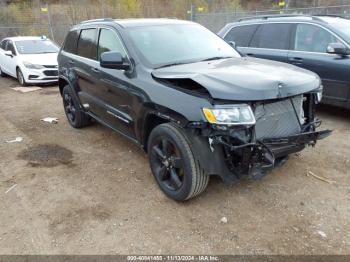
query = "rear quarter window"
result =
(63, 30, 79, 54)
(77, 28, 97, 60)
(224, 25, 258, 47)
(250, 23, 292, 50)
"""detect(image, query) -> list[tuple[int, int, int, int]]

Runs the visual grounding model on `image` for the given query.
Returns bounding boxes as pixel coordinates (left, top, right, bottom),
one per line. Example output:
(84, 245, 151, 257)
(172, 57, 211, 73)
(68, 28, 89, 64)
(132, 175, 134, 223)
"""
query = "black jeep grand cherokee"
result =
(58, 18, 331, 201)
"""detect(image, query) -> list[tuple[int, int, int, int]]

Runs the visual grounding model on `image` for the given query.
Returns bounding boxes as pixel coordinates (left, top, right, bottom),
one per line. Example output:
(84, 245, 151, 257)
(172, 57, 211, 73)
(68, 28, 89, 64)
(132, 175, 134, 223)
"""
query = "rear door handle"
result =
(246, 53, 255, 57)
(91, 67, 100, 73)
(68, 59, 75, 65)
(289, 57, 303, 64)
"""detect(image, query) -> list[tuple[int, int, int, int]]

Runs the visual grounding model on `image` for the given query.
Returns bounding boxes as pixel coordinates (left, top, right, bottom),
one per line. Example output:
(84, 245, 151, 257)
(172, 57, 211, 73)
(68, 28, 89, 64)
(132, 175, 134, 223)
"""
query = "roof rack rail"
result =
(237, 14, 324, 22)
(80, 18, 114, 24)
(237, 14, 347, 22)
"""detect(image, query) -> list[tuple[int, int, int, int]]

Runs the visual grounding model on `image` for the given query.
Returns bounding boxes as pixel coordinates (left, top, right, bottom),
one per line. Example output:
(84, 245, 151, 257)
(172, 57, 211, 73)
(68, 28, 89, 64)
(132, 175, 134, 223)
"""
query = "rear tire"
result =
(0, 66, 6, 77)
(148, 123, 209, 201)
(62, 85, 91, 128)
(16, 68, 27, 86)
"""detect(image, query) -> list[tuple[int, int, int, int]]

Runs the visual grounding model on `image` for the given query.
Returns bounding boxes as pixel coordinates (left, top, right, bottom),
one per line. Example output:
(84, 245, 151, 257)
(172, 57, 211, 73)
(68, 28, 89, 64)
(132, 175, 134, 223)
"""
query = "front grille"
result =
(254, 95, 304, 139)
(43, 65, 58, 68)
(43, 70, 58, 76)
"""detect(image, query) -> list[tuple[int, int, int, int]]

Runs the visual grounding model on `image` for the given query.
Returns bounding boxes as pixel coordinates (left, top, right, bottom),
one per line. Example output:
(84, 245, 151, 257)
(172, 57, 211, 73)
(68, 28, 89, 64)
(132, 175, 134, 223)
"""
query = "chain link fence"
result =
(1, 2, 350, 45)
(195, 5, 350, 32)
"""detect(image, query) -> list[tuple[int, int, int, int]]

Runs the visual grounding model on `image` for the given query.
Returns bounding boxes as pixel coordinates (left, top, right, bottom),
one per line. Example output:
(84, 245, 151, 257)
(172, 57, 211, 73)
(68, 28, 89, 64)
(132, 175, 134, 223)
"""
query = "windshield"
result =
(127, 24, 240, 68)
(322, 17, 350, 41)
(15, 39, 59, 54)
(332, 20, 350, 38)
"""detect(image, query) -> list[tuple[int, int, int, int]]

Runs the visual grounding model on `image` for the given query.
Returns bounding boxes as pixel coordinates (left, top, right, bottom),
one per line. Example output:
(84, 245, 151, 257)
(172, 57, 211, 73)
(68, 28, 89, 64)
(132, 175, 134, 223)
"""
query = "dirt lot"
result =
(0, 76, 349, 255)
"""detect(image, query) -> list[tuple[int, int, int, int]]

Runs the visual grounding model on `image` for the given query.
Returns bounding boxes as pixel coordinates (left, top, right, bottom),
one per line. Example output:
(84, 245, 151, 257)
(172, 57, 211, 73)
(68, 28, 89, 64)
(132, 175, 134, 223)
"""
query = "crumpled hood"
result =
(152, 57, 321, 101)
(19, 53, 58, 66)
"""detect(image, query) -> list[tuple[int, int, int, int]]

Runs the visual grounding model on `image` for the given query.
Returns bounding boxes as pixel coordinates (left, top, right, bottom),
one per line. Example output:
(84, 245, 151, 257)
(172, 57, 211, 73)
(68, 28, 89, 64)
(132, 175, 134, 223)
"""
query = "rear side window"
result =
(250, 23, 292, 50)
(77, 29, 97, 60)
(0, 40, 8, 50)
(63, 30, 79, 54)
(224, 25, 258, 47)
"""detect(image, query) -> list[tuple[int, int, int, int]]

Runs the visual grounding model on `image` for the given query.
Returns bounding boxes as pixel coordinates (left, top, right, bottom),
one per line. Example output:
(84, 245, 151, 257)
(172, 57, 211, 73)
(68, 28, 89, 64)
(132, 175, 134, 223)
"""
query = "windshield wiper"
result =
(155, 62, 192, 69)
(199, 56, 234, 62)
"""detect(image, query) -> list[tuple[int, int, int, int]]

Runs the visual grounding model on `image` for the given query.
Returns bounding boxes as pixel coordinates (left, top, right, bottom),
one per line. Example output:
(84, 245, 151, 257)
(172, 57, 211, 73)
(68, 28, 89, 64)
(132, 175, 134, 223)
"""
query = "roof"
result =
(4, 36, 50, 41)
(79, 18, 194, 28)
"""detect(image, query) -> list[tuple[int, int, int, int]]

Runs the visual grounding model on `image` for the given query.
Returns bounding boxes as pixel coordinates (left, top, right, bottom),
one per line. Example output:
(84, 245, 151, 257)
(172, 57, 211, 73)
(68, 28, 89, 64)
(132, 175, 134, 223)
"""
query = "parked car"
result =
(218, 15, 350, 109)
(58, 18, 331, 201)
(0, 36, 59, 86)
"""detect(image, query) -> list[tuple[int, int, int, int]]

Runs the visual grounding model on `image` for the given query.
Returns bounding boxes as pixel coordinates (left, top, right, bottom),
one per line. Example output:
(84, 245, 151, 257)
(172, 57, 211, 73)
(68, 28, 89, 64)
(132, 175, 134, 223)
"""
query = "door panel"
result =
(74, 28, 106, 118)
(6, 41, 18, 76)
(96, 27, 136, 139)
(288, 23, 350, 106)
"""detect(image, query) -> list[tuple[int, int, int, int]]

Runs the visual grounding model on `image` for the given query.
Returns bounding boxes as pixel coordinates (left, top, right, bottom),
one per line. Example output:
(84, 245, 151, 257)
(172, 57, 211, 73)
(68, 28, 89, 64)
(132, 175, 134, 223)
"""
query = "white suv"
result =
(0, 36, 59, 86)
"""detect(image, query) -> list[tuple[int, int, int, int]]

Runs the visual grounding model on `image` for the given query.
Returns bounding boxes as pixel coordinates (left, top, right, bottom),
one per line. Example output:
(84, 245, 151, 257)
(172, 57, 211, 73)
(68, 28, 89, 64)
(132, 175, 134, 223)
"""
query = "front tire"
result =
(148, 123, 209, 201)
(16, 68, 27, 86)
(62, 85, 91, 128)
(0, 66, 6, 77)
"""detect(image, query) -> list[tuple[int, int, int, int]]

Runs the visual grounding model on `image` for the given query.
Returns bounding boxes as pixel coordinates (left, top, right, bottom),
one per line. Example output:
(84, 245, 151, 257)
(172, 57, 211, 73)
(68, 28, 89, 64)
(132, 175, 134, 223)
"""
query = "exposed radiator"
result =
(254, 95, 304, 139)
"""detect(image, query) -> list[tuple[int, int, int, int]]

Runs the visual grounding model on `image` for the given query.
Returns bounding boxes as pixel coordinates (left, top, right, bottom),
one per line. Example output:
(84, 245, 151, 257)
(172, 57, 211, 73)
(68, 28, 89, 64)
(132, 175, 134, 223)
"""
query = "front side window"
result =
(63, 30, 79, 54)
(250, 23, 292, 50)
(14, 39, 58, 54)
(294, 24, 340, 53)
(0, 40, 8, 50)
(77, 29, 97, 60)
(97, 28, 127, 60)
(7, 41, 16, 55)
(127, 24, 240, 68)
(224, 25, 258, 47)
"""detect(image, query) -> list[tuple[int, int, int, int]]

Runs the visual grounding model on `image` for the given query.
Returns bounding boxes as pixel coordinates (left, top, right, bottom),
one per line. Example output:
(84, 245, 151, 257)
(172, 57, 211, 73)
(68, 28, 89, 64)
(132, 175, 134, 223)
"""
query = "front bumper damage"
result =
(186, 93, 332, 183)
(215, 129, 331, 180)
(187, 128, 331, 183)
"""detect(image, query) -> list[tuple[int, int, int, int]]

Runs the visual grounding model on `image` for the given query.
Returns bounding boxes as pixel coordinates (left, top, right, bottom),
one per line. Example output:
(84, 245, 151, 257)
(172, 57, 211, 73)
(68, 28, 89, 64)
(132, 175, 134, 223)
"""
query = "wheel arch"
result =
(59, 77, 69, 96)
(59, 76, 84, 110)
(141, 108, 189, 152)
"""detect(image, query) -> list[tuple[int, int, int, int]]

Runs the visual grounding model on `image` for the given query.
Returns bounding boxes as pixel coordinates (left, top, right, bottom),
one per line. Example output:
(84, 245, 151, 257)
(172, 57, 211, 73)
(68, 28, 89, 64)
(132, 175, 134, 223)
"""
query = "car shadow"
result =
(316, 104, 350, 120)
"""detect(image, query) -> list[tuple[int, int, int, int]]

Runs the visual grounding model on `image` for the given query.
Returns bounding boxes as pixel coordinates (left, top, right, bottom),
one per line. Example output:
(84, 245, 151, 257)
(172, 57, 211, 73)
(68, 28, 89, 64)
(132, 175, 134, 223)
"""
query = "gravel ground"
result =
(0, 76, 349, 255)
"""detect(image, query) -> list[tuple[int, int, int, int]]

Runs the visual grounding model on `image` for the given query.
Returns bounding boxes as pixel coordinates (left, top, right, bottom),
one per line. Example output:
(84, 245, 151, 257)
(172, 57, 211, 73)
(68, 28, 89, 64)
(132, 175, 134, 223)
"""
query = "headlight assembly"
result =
(203, 104, 256, 125)
(23, 61, 44, 69)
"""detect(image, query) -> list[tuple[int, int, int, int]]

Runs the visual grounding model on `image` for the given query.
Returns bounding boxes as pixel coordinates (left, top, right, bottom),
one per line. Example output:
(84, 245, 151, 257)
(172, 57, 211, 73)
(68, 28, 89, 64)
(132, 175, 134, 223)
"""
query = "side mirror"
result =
(100, 51, 130, 70)
(4, 50, 13, 57)
(228, 41, 236, 49)
(327, 43, 350, 56)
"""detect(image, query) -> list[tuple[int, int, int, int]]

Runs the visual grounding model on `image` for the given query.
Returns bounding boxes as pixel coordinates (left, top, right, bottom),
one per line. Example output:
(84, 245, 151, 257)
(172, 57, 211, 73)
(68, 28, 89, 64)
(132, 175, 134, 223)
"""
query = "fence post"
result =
(101, 0, 105, 17)
(191, 4, 196, 21)
(47, 4, 55, 41)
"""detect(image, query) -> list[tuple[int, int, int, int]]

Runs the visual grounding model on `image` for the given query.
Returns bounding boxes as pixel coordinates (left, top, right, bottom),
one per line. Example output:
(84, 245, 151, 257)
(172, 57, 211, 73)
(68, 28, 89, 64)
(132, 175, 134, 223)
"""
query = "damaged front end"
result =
(187, 93, 332, 183)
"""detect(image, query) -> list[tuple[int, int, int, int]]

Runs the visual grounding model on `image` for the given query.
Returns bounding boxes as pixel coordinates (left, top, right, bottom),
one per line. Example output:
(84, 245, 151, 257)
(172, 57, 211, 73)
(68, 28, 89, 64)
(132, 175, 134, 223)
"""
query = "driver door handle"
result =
(91, 67, 100, 73)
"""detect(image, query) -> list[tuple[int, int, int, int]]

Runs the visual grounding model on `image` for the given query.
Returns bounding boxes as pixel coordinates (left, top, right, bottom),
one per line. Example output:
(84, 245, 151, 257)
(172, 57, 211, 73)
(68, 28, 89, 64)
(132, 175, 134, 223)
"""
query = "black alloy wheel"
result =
(62, 85, 91, 128)
(151, 136, 184, 191)
(148, 123, 209, 201)
(63, 91, 77, 125)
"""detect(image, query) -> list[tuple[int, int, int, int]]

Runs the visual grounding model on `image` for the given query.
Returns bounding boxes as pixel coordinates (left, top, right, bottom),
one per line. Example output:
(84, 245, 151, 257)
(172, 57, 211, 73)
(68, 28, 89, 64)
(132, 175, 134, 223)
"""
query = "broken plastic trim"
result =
(212, 129, 332, 179)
